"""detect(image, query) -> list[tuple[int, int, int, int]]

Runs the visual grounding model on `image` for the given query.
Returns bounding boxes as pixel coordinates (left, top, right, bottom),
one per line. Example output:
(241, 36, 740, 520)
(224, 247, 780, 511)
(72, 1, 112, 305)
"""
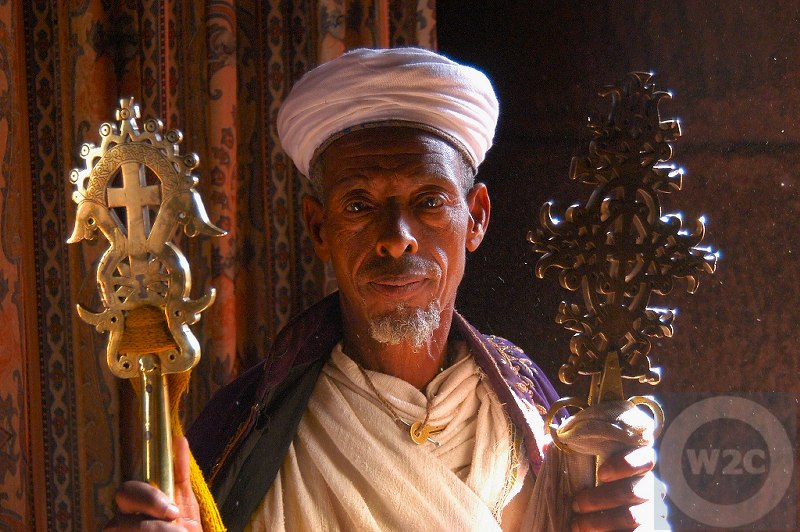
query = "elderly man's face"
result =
(303, 127, 490, 347)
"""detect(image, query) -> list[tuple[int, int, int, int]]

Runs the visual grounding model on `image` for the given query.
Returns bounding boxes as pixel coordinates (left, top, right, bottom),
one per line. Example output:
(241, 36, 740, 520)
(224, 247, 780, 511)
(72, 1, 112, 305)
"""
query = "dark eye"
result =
(421, 195, 444, 208)
(345, 200, 369, 213)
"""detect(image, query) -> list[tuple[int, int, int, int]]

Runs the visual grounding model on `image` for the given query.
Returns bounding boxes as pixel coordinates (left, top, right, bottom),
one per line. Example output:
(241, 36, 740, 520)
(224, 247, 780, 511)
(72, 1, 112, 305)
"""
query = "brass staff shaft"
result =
(139, 354, 174, 501)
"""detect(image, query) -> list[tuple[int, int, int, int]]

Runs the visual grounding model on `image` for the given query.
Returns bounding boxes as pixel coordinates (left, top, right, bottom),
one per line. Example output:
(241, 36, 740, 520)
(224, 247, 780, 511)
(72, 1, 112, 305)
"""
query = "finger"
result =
(651, 480, 670, 531)
(171, 436, 202, 526)
(655, 475, 667, 501)
(571, 501, 657, 532)
(104, 513, 185, 531)
(114, 481, 180, 521)
(573, 472, 655, 514)
(597, 446, 655, 483)
(173, 436, 193, 499)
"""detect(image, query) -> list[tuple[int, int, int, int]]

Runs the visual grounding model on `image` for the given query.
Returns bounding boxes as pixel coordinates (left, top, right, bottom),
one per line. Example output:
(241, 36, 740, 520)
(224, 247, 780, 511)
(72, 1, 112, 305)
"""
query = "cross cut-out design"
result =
(107, 162, 161, 273)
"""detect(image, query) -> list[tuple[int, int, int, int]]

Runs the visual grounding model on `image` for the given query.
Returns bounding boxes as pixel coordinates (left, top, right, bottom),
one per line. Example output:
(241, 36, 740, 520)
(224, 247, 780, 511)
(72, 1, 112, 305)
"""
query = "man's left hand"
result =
(570, 446, 668, 532)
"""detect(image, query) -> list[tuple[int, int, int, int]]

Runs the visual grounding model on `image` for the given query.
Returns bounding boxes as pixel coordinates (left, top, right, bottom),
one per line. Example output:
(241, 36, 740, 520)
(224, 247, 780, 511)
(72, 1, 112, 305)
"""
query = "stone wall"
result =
(440, 2, 799, 529)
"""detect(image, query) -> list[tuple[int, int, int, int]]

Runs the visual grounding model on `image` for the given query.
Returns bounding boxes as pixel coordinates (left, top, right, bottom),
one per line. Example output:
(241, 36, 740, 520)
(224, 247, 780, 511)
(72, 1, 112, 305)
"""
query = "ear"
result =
(465, 182, 490, 252)
(302, 194, 330, 262)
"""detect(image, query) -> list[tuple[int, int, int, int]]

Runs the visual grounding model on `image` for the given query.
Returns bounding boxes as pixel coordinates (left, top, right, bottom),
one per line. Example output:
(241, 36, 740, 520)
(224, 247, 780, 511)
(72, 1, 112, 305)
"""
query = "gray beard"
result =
(368, 302, 441, 349)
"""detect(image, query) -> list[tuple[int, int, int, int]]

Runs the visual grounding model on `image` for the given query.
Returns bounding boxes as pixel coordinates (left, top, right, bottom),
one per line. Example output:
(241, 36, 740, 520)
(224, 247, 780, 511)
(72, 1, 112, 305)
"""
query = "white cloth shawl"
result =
(247, 342, 527, 531)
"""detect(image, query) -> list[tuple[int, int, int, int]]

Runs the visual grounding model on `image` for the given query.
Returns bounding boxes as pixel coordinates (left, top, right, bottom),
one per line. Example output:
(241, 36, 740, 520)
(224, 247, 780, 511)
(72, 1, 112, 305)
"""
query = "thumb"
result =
(172, 435, 202, 525)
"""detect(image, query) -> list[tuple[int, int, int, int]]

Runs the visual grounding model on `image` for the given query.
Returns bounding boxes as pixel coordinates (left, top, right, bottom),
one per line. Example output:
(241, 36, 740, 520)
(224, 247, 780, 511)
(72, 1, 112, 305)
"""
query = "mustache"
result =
(359, 255, 441, 279)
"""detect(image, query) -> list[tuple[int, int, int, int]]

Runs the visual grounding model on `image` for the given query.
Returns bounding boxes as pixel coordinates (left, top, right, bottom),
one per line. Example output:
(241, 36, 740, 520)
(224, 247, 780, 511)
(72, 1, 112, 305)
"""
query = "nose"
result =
(376, 205, 418, 258)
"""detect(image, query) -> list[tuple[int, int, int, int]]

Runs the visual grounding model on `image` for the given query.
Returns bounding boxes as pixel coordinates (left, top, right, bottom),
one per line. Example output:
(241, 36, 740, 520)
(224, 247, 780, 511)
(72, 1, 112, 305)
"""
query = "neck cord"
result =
(356, 364, 446, 447)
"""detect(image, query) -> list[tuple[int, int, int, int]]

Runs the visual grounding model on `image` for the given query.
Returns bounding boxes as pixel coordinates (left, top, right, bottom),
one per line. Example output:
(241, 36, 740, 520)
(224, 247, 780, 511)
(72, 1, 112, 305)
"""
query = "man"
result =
(110, 48, 662, 531)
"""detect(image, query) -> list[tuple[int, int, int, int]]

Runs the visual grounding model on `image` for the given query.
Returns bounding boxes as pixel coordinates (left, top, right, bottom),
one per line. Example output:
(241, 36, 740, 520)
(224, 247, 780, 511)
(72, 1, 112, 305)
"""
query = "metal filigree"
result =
(529, 73, 717, 403)
(68, 98, 226, 379)
(67, 98, 225, 498)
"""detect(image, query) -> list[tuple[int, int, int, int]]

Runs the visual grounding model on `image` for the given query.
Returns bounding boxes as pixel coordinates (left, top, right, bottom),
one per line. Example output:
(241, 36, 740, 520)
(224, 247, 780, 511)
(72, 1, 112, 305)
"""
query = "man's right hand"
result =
(105, 436, 202, 531)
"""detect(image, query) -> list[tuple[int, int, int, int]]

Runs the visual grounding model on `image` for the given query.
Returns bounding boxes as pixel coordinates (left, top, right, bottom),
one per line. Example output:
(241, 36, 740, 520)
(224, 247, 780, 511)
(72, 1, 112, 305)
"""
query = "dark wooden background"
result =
(440, 2, 799, 530)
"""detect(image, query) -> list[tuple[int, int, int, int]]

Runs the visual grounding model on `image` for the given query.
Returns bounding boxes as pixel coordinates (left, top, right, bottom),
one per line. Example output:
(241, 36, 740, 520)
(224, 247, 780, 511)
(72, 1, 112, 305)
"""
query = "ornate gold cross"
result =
(67, 98, 225, 499)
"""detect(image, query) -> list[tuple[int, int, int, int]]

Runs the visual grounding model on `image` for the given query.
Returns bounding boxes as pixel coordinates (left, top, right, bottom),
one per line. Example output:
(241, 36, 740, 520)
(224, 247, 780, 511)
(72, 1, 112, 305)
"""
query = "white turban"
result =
(277, 47, 499, 177)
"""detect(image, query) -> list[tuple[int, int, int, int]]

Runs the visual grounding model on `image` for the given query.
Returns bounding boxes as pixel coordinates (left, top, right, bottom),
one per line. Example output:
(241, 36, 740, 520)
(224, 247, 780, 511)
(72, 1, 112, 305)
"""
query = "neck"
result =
(341, 306, 454, 390)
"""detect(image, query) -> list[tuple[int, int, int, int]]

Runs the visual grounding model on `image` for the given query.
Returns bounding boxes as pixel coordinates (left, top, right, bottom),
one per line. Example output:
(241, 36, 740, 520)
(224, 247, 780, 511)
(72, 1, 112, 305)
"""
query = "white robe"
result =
(247, 341, 530, 531)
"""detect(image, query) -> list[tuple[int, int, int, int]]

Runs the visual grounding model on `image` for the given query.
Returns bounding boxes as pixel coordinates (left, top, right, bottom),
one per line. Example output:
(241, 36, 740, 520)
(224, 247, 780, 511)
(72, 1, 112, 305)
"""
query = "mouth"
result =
(359, 256, 441, 301)
(367, 275, 429, 295)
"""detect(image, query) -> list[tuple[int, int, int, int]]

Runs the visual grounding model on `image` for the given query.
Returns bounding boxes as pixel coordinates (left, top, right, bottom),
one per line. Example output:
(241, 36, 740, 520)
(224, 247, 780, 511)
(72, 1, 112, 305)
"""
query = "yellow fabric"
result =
(167, 372, 227, 532)
(118, 305, 178, 354)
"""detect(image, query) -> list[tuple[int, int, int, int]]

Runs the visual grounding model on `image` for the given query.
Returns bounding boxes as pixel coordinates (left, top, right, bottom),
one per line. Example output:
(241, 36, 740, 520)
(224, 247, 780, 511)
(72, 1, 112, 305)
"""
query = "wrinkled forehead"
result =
(314, 126, 468, 193)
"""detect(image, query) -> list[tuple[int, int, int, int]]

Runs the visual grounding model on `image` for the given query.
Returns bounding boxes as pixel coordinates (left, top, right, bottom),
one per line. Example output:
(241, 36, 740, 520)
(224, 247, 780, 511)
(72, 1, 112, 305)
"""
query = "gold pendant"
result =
(409, 421, 444, 445)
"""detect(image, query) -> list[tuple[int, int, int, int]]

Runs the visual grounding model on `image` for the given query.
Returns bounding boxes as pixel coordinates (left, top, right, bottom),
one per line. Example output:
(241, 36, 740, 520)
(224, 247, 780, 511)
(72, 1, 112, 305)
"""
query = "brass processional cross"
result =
(67, 98, 226, 499)
(529, 73, 717, 479)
